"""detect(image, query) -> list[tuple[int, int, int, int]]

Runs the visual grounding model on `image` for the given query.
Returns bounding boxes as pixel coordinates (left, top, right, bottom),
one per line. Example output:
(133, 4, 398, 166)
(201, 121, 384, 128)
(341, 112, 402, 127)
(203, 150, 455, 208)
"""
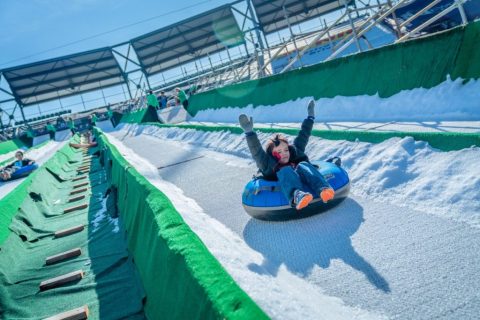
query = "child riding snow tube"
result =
(242, 159, 350, 221)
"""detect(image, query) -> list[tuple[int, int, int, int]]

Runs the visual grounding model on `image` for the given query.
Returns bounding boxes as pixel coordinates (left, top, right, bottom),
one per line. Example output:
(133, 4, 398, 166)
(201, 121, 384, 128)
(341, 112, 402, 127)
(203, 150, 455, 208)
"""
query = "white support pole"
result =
(280, 11, 348, 73)
(326, 0, 410, 61)
(456, 0, 468, 25)
(397, 0, 467, 42)
(282, 5, 304, 68)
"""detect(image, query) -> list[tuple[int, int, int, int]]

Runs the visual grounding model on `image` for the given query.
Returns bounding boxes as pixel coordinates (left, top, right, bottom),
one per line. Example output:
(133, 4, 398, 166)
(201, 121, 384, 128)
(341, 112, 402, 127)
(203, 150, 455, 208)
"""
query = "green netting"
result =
(95, 128, 268, 320)
(0, 138, 62, 243)
(112, 111, 122, 127)
(0, 139, 27, 156)
(0, 142, 146, 319)
(188, 21, 480, 116)
(452, 20, 480, 80)
(143, 122, 480, 151)
(120, 106, 158, 124)
(0, 173, 35, 245)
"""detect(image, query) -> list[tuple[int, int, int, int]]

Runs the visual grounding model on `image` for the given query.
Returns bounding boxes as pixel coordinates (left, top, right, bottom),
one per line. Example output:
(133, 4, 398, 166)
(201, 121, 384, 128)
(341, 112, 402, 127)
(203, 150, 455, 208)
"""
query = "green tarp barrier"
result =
(120, 106, 158, 124)
(0, 174, 34, 245)
(96, 129, 268, 320)
(0, 139, 27, 156)
(0, 140, 146, 319)
(188, 21, 480, 116)
(0, 139, 61, 243)
(143, 122, 480, 152)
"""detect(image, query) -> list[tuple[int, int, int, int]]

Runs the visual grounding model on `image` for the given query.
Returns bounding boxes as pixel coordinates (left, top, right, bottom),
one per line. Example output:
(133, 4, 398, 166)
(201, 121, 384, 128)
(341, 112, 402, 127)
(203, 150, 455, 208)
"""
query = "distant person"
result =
(107, 108, 115, 127)
(188, 84, 198, 96)
(0, 150, 35, 181)
(67, 117, 76, 135)
(56, 115, 66, 129)
(146, 90, 159, 109)
(158, 91, 168, 108)
(45, 122, 56, 139)
(90, 113, 98, 126)
(175, 87, 188, 109)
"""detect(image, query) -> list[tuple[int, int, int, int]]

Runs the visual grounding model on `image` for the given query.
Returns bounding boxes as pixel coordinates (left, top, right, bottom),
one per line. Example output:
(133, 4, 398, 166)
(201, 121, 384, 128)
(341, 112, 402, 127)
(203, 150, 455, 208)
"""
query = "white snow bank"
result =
(118, 124, 480, 229)
(191, 77, 480, 123)
(104, 130, 386, 320)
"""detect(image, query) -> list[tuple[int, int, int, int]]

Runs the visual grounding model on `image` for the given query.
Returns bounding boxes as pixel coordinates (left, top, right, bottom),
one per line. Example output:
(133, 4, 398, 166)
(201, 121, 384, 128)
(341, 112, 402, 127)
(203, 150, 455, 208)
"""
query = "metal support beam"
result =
(346, 6, 362, 52)
(326, 0, 410, 61)
(282, 5, 304, 68)
(112, 47, 142, 69)
(80, 95, 86, 111)
(0, 108, 4, 135)
(399, 0, 444, 29)
(387, 0, 403, 38)
(397, 0, 468, 42)
(280, 10, 348, 73)
(101, 89, 107, 106)
(247, 0, 266, 70)
(456, 0, 468, 25)
(226, 49, 240, 80)
(0, 98, 16, 104)
(19, 104, 28, 124)
(0, 87, 14, 96)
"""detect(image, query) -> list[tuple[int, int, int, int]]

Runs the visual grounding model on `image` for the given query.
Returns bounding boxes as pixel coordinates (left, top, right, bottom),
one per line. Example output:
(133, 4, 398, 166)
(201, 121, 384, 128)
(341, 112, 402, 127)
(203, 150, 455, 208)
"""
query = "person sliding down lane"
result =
(239, 100, 335, 211)
(0, 150, 35, 181)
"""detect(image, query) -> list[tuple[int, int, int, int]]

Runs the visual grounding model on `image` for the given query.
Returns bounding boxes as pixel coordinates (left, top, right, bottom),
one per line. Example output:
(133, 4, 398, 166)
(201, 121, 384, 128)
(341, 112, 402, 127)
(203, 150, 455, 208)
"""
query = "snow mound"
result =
(119, 124, 480, 228)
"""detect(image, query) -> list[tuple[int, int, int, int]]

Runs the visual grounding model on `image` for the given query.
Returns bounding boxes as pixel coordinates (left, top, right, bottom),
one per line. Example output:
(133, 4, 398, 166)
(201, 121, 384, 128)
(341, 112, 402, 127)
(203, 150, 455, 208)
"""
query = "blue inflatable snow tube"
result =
(9, 164, 39, 180)
(242, 160, 350, 221)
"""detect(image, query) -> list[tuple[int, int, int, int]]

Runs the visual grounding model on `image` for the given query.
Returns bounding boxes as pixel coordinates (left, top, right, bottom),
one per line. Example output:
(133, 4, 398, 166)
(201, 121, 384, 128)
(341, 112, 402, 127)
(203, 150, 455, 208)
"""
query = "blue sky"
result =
(0, 0, 239, 121)
(0, 0, 233, 69)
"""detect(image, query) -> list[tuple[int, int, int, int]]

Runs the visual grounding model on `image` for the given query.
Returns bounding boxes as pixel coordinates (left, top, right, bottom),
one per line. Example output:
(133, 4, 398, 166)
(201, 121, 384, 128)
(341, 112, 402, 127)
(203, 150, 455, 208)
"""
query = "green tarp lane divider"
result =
(0, 134, 146, 319)
(187, 20, 480, 116)
(143, 122, 480, 152)
(0, 171, 37, 245)
(0, 138, 52, 167)
(120, 106, 158, 124)
(95, 128, 268, 319)
(0, 140, 65, 242)
(0, 139, 27, 156)
(0, 136, 81, 245)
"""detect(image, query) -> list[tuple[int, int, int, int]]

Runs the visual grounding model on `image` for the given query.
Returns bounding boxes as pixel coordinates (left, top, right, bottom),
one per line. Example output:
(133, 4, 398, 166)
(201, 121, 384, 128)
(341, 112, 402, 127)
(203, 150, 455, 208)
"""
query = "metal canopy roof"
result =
(1, 48, 125, 106)
(252, 0, 351, 34)
(131, 4, 245, 75)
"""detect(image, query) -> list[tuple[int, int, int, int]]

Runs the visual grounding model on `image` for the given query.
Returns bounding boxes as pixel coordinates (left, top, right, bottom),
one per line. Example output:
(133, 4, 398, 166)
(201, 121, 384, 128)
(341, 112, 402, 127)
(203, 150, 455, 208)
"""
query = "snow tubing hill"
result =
(242, 160, 350, 221)
(6, 164, 38, 181)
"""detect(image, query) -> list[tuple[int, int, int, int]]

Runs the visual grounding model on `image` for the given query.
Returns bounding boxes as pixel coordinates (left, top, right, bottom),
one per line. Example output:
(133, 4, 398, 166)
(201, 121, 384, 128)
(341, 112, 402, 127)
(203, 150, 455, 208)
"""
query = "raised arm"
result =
(239, 114, 275, 173)
(293, 100, 315, 152)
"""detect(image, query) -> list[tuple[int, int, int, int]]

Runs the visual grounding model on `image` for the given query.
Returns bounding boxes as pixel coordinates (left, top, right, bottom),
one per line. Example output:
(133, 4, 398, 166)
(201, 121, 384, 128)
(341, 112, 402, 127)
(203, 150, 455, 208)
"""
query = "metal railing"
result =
(396, 0, 469, 42)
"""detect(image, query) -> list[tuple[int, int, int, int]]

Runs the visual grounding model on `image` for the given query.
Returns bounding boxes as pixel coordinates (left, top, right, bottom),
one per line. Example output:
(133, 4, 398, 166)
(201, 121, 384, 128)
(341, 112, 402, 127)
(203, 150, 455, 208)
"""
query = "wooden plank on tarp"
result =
(43, 305, 89, 320)
(54, 225, 84, 238)
(45, 248, 82, 265)
(40, 270, 84, 291)
(64, 203, 88, 214)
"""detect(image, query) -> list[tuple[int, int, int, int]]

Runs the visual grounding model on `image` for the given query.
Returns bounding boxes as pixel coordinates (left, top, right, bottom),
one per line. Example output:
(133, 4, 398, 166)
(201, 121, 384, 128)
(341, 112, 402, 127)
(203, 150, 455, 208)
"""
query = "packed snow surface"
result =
(117, 124, 480, 228)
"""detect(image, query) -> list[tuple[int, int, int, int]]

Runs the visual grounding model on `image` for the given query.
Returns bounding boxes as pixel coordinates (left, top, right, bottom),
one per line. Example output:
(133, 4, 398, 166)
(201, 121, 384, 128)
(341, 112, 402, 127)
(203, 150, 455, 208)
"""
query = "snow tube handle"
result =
(253, 185, 281, 195)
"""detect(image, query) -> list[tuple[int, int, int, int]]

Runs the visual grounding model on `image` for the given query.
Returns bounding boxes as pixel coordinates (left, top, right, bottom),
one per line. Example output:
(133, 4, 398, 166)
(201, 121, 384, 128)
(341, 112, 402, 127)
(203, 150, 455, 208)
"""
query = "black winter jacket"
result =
(245, 117, 314, 180)
(5, 158, 34, 169)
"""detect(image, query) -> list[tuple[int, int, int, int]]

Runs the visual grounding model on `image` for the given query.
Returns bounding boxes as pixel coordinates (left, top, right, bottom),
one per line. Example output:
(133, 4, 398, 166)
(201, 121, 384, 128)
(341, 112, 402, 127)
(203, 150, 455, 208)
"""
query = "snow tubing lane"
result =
(4, 164, 39, 181)
(242, 161, 350, 221)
